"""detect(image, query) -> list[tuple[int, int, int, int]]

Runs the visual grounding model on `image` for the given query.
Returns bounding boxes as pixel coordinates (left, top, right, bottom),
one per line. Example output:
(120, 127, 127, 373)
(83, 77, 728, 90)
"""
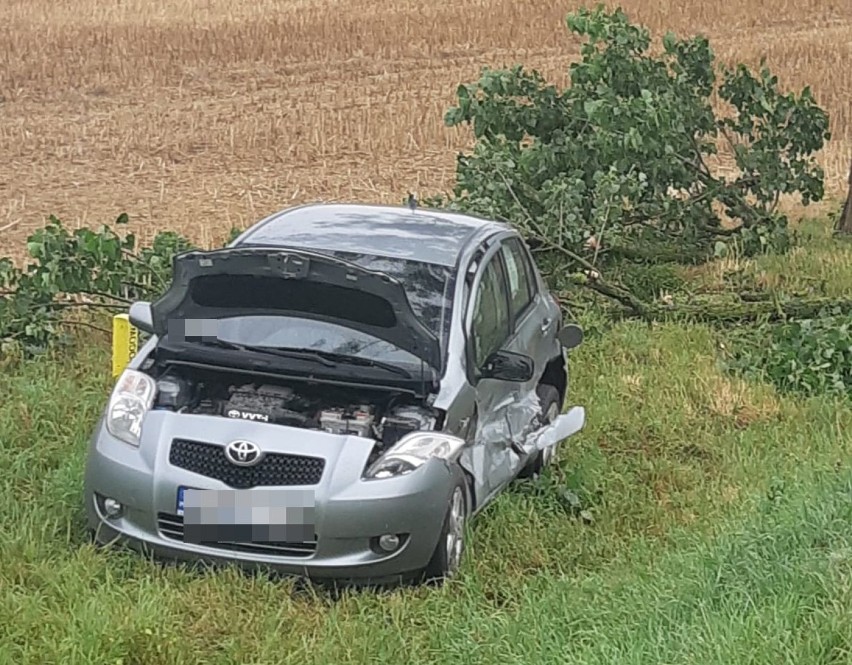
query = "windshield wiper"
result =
(291, 348, 413, 379)
(193, 339, 411, 377)
(193, 339, 337, 366)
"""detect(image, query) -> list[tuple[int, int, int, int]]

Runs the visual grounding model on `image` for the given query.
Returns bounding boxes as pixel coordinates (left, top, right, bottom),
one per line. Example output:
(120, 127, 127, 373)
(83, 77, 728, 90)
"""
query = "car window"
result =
(500, 238, 535, 323)
(323, 251, 455, 350)
(470, 255, 510, 368)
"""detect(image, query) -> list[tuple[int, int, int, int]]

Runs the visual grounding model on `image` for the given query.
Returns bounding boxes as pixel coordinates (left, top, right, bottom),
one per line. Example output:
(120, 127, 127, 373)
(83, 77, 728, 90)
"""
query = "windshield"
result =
(323, 250, 455, 347)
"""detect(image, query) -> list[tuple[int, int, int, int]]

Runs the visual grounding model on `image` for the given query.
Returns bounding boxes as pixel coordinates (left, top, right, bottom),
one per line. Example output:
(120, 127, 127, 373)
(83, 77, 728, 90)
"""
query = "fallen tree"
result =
(425, 5, 837, 322)
(835, 156, 852, 234)
(0, 215, 190, 353)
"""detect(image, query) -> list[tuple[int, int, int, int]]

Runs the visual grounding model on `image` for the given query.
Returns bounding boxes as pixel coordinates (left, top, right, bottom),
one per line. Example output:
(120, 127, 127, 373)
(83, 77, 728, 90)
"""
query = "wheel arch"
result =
(539, 352, 567, 406)
(459, 406, 479, 513)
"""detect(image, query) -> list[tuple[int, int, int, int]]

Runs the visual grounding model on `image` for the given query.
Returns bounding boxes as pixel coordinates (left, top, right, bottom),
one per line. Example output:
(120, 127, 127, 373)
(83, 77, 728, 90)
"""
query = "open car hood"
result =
(150, 247, 442, 370)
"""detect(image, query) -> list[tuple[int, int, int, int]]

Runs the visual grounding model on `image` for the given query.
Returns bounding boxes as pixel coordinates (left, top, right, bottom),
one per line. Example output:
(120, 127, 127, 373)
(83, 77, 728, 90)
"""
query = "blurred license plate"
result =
(176, 486, 192, 516)
(177, 487, 316, 543)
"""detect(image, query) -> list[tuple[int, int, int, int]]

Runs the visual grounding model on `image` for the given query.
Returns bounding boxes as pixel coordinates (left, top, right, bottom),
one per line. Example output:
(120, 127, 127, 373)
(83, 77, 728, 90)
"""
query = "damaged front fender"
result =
(458, 386, 587, 507)
(523, 406, 586, 454)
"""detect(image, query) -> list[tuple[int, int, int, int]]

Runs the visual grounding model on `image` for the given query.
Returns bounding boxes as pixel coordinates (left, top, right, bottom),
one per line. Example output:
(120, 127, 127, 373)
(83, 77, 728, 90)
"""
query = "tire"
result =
(420, 475, 469, 584)
(518, 384, 562, 478)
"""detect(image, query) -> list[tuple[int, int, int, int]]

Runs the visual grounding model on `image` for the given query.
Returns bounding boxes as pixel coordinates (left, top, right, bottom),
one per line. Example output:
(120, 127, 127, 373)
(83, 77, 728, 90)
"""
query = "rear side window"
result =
(500, 238, 535, 322)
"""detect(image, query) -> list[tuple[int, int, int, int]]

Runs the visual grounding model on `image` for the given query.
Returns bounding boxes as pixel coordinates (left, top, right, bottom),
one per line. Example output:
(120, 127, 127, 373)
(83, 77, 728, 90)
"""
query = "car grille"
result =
(168, 439, 325, 488)
(157, 513, 317, 558)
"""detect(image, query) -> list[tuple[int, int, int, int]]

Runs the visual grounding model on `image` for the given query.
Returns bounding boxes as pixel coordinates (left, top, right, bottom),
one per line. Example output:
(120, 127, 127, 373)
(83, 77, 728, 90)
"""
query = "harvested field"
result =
(1, 0, 850, 252)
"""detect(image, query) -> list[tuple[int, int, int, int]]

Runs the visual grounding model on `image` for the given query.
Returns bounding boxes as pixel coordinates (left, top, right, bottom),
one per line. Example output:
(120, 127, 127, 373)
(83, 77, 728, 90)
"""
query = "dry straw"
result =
(1, 0, 849, 257)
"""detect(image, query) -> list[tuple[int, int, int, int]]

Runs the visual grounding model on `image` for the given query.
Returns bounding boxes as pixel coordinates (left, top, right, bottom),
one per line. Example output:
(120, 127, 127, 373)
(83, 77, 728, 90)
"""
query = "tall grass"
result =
(0, 308, 849, 663)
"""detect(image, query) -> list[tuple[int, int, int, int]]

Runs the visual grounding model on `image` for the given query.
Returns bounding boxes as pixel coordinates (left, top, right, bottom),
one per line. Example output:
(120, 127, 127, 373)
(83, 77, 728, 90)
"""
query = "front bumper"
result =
(84, 412, 459, 582)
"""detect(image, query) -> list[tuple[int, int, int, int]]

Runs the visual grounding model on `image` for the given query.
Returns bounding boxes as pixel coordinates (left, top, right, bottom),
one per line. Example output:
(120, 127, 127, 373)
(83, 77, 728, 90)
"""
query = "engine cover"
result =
(221, 384, 310, 427)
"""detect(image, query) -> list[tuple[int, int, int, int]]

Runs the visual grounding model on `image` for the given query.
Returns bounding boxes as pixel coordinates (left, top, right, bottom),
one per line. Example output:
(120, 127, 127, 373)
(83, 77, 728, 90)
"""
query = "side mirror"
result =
(480, 350, 534, 383)
(557, 323, 584, 350)
(128, 301, 154, 334)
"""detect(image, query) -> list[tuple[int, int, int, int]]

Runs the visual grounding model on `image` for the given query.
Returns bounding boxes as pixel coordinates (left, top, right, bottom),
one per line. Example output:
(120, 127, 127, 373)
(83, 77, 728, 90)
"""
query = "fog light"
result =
(103, 498, 123, 518)
(377, 533, 401, 552)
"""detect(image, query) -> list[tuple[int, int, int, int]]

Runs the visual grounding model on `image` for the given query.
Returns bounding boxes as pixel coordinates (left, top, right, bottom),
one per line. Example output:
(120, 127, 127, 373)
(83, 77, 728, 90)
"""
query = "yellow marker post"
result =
(112, 313, 139, 378)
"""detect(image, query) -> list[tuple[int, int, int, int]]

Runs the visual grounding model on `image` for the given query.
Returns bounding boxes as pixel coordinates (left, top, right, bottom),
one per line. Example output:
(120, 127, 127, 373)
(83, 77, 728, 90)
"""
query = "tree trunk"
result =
(836, 156, 852, 234)
(656, 296, 852, 324)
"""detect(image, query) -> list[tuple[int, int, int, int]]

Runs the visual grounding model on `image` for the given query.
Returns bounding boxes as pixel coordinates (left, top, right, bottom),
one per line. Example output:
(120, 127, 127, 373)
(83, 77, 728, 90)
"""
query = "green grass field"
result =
(1, 222, 851, 664)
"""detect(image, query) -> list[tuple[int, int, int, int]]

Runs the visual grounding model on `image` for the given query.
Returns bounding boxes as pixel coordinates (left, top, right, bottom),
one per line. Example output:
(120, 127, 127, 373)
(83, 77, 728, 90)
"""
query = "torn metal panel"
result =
(458, 387, 586, 502)
(461, 388, 544, 494)
(523, 406, 586, 453)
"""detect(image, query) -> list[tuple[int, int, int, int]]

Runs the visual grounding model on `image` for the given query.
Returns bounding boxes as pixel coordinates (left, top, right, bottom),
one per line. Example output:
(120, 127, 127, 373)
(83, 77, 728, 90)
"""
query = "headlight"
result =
(105, 369, 156, 446)
(364, 432, 466, 480)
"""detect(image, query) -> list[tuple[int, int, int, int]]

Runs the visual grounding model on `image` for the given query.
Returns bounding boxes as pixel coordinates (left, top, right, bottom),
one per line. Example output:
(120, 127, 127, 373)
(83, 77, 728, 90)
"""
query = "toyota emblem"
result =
(224, 440, 263, 467)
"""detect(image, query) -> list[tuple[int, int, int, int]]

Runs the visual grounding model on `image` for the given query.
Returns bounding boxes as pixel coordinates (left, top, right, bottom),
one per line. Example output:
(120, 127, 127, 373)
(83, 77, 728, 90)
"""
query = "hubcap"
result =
(540, 401, 560, 467)
(445, 487, 465, 574)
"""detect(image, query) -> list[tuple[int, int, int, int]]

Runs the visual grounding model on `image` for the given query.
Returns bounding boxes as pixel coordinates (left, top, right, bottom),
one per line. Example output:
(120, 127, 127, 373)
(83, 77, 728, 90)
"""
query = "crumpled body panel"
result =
(524, 406, 586, 453)
(462, 386, 586, 504)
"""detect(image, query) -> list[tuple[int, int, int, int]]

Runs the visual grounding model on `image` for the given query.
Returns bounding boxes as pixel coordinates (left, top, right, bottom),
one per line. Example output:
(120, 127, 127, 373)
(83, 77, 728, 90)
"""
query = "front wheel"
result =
(420, 477, 469, 584)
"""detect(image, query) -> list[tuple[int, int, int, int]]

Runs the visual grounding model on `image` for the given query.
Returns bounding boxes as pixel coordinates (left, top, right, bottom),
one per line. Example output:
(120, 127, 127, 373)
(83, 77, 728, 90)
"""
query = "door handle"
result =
(540, 317, 552, 333)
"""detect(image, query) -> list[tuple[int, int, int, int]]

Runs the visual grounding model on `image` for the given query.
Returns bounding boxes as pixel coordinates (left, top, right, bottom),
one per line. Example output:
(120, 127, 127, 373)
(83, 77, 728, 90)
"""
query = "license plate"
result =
(176, 487, 316, 543)
(176, 485, 190, 516)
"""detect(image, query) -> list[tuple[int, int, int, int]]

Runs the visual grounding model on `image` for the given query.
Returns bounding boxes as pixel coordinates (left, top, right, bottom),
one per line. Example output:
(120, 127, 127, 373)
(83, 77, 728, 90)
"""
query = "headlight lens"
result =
(105, 369, 156, 446)
(364, 432, 466, 480)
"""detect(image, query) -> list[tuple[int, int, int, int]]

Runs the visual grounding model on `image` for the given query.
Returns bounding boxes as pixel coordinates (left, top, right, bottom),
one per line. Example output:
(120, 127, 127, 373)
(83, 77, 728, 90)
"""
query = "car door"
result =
(498, 236, 556, 379)
(465, 246, 517, 501)
(480, 236, 556, 491)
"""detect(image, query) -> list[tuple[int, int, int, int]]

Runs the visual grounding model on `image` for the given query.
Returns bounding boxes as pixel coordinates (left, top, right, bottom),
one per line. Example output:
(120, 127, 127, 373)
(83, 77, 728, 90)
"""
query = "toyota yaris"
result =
(84, 202, 586, 584)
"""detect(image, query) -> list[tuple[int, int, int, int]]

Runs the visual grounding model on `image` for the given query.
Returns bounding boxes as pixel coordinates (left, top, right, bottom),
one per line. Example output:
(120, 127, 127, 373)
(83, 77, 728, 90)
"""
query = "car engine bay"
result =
(147, 363, 440, 450)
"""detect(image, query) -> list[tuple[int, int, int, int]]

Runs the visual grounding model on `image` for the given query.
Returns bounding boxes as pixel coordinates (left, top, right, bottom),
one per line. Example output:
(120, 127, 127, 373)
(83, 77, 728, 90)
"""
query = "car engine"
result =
(220, 384, 384, 438)
(151, 367, 436, 447)
(222, 384, 314, 428)
(318, 405, 375, 438)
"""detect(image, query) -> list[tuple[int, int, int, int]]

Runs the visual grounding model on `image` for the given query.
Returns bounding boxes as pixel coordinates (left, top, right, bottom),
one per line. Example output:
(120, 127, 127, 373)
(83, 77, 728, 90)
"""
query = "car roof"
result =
(236, 202, 511, 267)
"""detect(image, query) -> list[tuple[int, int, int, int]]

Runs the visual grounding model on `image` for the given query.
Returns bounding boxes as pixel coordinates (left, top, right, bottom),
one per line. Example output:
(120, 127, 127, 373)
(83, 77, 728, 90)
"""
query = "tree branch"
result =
(494, 168, 651, 318)
(60, 320, 111, 335)
(50, 301, 125, 311)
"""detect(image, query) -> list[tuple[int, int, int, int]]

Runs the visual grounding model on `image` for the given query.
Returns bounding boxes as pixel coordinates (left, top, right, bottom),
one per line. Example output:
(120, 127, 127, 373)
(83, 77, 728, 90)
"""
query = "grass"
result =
(1, 226, 851, 663)
(681, 218, 852, 300)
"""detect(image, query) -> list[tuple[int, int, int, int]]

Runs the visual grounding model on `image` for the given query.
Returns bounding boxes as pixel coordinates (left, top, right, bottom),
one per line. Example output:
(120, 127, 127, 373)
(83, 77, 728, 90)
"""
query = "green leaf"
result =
(418, 4, 828, 318)
(1, 215, 196, 352)
(583, 99, 603, 117)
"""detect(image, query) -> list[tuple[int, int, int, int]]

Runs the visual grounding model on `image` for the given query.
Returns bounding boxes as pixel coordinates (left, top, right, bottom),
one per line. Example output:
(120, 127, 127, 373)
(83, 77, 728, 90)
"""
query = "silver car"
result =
(84, 202, 586, 585)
